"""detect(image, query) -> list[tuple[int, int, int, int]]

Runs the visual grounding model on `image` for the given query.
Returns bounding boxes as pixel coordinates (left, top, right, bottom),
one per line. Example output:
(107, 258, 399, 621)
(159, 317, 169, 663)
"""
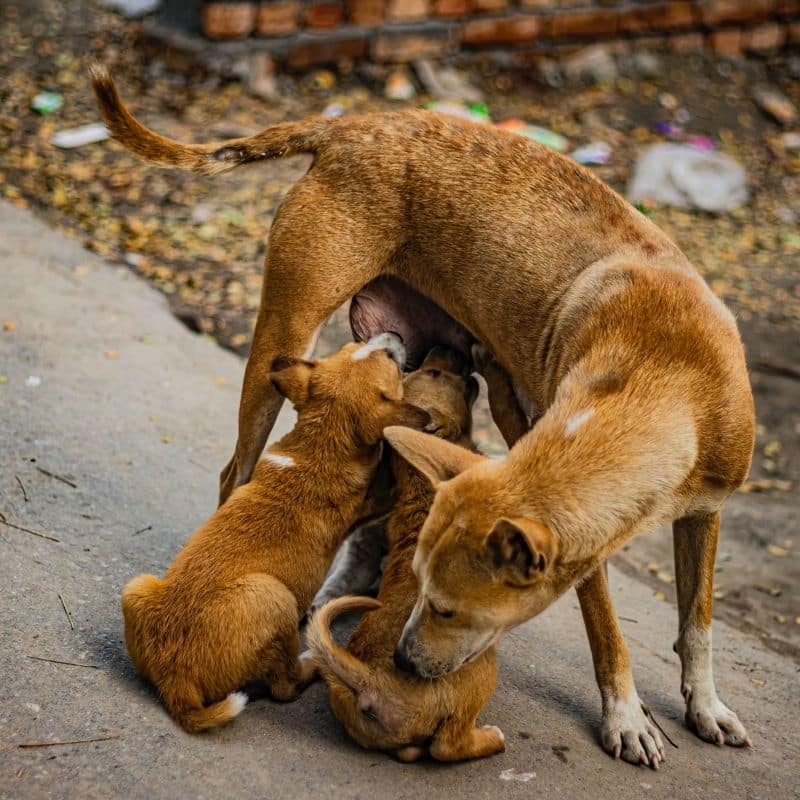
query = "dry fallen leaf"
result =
(104, 351, 118, 359)
(3, 321, 17, 331)
(161, 436, 170, 444)
(211, 375, 229, 386)
(750, 678, 766, 687)
(767, 544, 788, 557)
(653, 590, 666, 601)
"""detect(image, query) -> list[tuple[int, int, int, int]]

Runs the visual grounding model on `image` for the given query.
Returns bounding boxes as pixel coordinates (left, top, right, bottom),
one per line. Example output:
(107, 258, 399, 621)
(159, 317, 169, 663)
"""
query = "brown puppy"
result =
(308, 347, 504, 763)
(91, 66, 754, 766)
(121, 334, 429, 732)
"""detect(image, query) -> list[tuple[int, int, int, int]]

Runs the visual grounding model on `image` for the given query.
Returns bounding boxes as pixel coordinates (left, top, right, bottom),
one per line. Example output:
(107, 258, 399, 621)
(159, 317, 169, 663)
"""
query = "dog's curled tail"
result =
(89, 63, 327, 176)
(306, 596, 381, 689)
(161, 680, 249, 733)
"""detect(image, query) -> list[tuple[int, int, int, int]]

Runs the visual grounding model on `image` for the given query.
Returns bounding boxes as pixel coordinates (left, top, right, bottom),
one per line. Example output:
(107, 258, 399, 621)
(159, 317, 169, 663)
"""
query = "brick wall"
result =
(195, 0, 800, 67)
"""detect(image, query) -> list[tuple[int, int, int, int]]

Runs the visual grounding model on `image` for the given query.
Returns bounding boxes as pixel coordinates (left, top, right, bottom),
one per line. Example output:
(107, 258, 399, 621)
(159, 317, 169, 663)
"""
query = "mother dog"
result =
(91, 65, 754, 769)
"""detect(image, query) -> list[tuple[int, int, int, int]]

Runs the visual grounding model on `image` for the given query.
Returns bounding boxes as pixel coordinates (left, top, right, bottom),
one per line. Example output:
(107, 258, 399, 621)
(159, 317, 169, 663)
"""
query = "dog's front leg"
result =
(578, 564, 666, 769)
(673, 511, 750, 747)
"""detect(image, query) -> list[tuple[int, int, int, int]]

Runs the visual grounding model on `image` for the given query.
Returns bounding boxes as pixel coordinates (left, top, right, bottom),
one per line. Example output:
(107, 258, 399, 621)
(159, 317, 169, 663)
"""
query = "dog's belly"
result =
(350, 276, 475, 369)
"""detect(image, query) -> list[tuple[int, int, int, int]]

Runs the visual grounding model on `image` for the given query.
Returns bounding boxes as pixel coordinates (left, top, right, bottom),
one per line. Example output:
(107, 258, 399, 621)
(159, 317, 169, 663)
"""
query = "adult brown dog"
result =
(91, 65, 755, 765)
(308, 347, 504, 763)
(121, 334, 428, 732)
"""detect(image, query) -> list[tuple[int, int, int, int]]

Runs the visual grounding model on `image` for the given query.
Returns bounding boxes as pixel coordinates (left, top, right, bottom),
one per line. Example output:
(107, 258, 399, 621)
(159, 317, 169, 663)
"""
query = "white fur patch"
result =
(228, 692, 248, 715)
(264, 452, 295, 469)
(565, 408, 595, 437)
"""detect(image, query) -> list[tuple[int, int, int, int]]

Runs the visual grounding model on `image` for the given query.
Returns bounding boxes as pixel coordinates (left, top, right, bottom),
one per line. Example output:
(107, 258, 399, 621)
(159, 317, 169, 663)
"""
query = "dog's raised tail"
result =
(306, 596, 381, 689)
(89, 63, 326, 176)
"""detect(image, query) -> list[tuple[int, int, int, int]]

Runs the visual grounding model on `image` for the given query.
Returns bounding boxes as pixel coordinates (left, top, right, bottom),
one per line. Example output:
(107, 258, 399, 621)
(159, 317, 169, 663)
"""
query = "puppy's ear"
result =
(382, 402, 431, 432)
(485, 517, 556, 585)
(384, 426, 484, 487)
(269, 356, 315, 405)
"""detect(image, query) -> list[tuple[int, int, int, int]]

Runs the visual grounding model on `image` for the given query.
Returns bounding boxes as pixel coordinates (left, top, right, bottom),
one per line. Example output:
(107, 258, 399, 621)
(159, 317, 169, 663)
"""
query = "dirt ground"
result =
(0, 1, 797, 658)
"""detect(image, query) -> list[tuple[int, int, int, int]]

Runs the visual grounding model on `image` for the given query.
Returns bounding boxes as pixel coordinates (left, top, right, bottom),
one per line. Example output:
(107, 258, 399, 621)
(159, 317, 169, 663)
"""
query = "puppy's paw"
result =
(480, 725, 506, 754)
(683, 686, 751, 747)
(601, 694, 666, 770)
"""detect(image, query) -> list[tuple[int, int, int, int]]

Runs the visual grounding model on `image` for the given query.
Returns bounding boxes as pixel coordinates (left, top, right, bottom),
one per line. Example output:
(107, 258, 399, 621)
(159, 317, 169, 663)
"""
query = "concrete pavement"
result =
(0, 201, 797, 799)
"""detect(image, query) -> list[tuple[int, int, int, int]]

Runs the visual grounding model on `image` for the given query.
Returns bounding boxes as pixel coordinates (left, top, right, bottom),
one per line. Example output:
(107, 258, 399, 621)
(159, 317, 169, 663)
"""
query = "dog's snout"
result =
(367, 331, 406, 369)
(393, 646, 416, 675)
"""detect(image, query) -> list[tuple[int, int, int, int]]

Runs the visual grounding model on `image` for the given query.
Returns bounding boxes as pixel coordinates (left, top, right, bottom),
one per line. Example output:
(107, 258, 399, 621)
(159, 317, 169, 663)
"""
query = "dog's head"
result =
(384, 428, 558, 679)
(269, 333, 430, 447)
(401, 346, 479, 444)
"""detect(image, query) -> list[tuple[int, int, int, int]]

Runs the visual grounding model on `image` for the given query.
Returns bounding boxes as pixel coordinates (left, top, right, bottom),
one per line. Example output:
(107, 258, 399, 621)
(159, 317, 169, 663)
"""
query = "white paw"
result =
(683, 686, 751, 747)
(481, 724, 505, 744)
(601, 694, 666, 770)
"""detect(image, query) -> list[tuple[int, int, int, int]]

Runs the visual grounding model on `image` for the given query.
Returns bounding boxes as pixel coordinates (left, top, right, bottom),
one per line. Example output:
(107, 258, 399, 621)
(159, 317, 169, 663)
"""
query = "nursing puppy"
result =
(308, 347, 504, 762)
(121, 334, 429, 732)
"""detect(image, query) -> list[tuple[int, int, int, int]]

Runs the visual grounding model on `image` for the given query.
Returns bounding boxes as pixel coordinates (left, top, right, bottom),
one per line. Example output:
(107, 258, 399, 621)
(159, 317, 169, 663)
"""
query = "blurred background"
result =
(1, 0, 798, 659)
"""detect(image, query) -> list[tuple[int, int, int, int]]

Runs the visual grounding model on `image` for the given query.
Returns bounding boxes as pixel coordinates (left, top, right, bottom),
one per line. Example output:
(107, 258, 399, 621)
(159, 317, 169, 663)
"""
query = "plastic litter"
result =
(321, 103, 345, 118)
(627, 144, 748, 213)
(426, 101, 490, 124)
(414, 59, 483, 104)
(384, 71, 416, 102)
(31, 92, 63, 114)
(571, 141, 611, 165)
(495, 119, 568, 152)
(780, 131, 800, 151)
(101, 0, 159, 16)
(753, 86, 798, 126)
(51, 123, 109, 149)
(652, 121, 715, 150)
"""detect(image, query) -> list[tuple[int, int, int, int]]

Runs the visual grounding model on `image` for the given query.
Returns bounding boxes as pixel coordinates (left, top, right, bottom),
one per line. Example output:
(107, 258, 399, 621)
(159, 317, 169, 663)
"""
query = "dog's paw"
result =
(601, 694, 666, 770)
(683, 686, 751, 747)
(481, 725, 506, 753)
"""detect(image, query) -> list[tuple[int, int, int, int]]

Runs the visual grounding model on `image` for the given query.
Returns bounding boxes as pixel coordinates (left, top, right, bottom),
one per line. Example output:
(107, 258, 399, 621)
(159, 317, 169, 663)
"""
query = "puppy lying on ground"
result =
(308, 347, 505, 762)
(121, 334, 429, 732)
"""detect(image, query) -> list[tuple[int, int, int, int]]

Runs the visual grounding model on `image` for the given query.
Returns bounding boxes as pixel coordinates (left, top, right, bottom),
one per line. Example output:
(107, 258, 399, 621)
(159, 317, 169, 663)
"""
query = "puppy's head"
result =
(384, 428, 558, 679)
(401, 346, 479, 445)
(269, 333, 430, 447)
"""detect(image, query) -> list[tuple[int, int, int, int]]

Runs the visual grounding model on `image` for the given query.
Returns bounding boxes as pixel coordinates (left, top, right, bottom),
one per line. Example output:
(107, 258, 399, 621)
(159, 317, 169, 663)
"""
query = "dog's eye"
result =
(426, 369, 441, 378)
(428, 599, 455, 618)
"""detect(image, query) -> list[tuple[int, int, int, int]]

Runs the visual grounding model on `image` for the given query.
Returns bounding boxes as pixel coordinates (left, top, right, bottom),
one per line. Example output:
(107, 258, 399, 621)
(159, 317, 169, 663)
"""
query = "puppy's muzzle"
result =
(367, 331, 406, 369)
(393, 645, 417, 676)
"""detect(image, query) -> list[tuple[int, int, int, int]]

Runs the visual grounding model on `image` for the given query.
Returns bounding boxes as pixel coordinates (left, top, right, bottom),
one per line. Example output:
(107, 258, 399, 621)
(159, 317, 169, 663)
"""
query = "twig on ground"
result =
(27, 655, 99, 670)
(58, 593, 75, 631)
(641, 702, 678, 749)
(19, 735, 118, 749)
(133, 524, 152, 536)
(0, 511, 59, 542)
(15, 475, 29, 501)
(751, 360, 800, 382)
(618, 616, 639, 623)
(36, 466, 77, 489)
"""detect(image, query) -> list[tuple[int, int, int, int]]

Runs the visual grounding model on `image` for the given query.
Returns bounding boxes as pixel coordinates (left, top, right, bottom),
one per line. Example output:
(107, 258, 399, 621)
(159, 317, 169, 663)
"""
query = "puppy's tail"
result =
(306, 596, 382, 689)
(161, 679, 249, 733)
(89, 63, 327, 176)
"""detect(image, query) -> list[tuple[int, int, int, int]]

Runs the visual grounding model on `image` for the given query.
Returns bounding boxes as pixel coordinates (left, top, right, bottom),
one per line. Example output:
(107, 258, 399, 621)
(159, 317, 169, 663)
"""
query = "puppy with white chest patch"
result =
(120, 334, 429, 732)
(308, 347, 505, 763)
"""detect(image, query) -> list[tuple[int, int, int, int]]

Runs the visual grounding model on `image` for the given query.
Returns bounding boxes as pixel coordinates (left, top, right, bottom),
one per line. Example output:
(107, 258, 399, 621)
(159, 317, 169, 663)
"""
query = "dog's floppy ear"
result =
(485, 517, 556, 585)
(269, 356, 315, 405)
(382, 402, 431, 432)
(384, 426, 484, 487)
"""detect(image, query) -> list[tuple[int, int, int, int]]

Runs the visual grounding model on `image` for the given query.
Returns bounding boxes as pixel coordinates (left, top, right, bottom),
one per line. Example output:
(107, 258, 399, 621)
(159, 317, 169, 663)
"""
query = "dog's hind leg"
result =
(218, 182, 388, 504)
(429, 716, 506, 762)
(577, 564, 665, 769)
(673, 510, 750, 747)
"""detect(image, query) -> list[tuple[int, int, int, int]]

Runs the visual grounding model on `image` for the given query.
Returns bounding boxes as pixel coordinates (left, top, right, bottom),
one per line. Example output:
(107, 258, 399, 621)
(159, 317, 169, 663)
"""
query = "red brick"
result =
(546, 9, 619, 38)
(434, 0, 470, 17)
(346, 0, 385, 25)
(386, 0, 428, 19)
(256, 1, 300, 35)
(462, 13, 540, 44)
(304, 1, 344, 27)
(371, 26, 454, 60)
(287, 32, 367, 67)
(201, 2, 257, 39)
(709, 27, 742, 55)
(518, 0, 555, 7)
(618, 2, 696, 34)
(776, 0, 800, 16)
(671, 31, 705, 52)
(471, 0, 508, 12)
(700, 0, 775, 26)
(744, 22, 786, 50)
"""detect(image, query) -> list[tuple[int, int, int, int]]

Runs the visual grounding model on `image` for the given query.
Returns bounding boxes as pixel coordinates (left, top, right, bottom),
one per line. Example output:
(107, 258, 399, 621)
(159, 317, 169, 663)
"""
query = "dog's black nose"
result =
(393, 647, 416, 675)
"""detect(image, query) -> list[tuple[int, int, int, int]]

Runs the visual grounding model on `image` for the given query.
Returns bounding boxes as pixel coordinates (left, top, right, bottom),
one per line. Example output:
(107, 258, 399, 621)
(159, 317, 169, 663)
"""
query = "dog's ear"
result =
(382, 402, 431, 432)
(485, 517, 556, 585)
(384, 426, 484, 487)
(269, 356, 315, 405)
